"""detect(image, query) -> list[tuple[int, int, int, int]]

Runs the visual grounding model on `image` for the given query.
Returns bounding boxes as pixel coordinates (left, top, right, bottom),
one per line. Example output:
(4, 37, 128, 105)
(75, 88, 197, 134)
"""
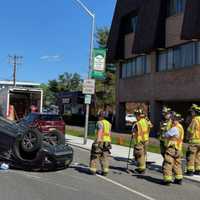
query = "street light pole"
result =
(73, 0, 95, 145)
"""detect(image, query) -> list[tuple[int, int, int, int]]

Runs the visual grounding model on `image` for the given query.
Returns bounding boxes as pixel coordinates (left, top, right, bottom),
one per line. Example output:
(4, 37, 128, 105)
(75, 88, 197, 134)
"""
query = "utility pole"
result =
(8, 55, 23, 87)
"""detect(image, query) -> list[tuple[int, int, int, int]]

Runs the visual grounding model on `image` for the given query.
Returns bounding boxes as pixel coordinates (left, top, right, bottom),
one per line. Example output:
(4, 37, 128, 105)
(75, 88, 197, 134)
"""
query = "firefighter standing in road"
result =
(159, 107, 173, 158)
(186, 104, 200, 176)
(132, 108, 152, 174)
(89, 111, 112, 176)
(162, 112, 184, 185)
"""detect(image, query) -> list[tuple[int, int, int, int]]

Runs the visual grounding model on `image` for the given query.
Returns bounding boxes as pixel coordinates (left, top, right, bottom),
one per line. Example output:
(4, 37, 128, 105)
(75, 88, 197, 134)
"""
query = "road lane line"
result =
(97, 175, 156, 200)
(74, 163, 156, 200)
(11, 171, 79, 192)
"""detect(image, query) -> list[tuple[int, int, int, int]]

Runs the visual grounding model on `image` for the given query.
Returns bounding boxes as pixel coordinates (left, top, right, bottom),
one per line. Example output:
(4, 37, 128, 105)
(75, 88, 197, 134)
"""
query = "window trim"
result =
(167, 0, 186, 17)
(157, 41, 200, 72)
(120, 55, 150, 79)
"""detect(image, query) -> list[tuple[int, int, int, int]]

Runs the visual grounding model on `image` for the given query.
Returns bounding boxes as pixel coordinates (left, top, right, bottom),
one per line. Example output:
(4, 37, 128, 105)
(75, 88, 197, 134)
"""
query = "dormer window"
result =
(167, 0, 186, 17)
(123, 14, 138, 34)
(131, 16, 138, 33)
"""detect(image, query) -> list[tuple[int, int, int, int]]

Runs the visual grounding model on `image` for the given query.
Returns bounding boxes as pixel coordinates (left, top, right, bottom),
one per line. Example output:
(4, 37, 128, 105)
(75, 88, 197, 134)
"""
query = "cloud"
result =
(40, 54, 64, 62)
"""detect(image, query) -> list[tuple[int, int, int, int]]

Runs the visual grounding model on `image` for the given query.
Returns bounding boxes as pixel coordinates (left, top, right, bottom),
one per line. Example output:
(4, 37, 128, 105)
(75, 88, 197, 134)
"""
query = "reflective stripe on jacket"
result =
(96, 119, 111, 142)
(135, 118, 151, 144)
(187, 116, 200, 144)
(160, 119, 172, 141)
(176, 123, 184, 151)
(165, 123, 184, 151)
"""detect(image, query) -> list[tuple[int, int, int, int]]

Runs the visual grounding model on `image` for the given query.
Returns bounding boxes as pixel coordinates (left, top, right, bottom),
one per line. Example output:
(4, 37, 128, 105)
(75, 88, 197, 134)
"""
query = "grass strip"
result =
(66, 128, 162, 154)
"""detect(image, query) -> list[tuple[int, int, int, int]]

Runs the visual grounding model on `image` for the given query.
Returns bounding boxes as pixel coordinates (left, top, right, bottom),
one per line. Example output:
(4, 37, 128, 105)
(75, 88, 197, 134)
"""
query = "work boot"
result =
(186, 171, 194, 176)
(163, 181, 172, 186)
(101, 172, 108, 176)
(134, 168, 145, 174)
(174, 179, 182, 185)
(90, 171, 96, 175)
(194, 170, 200, 175)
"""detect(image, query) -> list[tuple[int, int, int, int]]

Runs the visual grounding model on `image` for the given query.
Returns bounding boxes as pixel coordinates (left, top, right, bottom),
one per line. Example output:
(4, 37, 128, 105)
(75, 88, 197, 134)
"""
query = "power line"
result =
(8, 55, 23, 87)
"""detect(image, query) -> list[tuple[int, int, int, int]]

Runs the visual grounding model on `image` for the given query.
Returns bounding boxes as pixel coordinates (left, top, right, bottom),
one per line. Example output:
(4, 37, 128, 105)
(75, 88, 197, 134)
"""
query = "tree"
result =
(41, 72, 83, 106)
(40, 83, 56, 106)
(57, 72, 83, 92)
(95, 27, 116, 112)
(48, 79, 59, 93)
(71, 73, 83, 91)
(96, 27, 110, 48)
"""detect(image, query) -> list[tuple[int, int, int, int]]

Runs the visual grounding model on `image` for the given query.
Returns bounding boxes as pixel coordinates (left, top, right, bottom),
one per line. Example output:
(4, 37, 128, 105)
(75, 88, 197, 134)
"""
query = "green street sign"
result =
(91, 71, 106, 80)
(106, 64, 116, 72)
(92, 48, 106, 72)
(84, 94, 92, 104)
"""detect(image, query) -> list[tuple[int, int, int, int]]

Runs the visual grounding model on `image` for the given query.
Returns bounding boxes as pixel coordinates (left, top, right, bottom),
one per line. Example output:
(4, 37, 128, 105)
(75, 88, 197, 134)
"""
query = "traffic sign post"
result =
(84, 94, 92, 104)
(82, 79, 95, 145)
(82, 79, 95, 94)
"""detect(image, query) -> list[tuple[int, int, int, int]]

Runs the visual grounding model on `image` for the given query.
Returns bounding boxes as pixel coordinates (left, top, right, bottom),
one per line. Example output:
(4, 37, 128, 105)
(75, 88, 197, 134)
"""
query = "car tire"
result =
(48, 130, 65, 145)
(21, 128, 42, 153)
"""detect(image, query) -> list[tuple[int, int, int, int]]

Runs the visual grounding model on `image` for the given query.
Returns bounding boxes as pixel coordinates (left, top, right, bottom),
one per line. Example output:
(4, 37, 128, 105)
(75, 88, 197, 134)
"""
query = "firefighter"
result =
(89, 111, 112, 176)
(186, 104, 200, 176)
(163, 112, 184, 185)
(132, 108, 152, 174)
(159, 107, 173, 158)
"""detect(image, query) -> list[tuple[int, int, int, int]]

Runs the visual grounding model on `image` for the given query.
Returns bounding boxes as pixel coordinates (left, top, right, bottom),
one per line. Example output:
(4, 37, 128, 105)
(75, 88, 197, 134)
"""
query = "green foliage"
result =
(40, 83, 56, 106)
(96, 27, 110, 48)
(48, 79, 59, 93)
(40, 72, 83, 106)
(57, 72, 82, 92)
(95, 71, 116, 110)
(95, 26, 116, 110)
(66, 128, 161, 154)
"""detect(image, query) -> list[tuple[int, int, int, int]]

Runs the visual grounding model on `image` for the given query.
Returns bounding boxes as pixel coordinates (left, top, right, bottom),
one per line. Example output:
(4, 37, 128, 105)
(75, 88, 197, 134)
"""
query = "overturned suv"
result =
(0, 116, 73, 171)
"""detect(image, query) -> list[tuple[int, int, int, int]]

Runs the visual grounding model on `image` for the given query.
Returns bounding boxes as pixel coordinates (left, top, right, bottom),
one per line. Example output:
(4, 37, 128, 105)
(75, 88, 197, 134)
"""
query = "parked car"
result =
(125, 114, 137, 124)
(0, 116, 73, 171)
(20, 113, 66, 134)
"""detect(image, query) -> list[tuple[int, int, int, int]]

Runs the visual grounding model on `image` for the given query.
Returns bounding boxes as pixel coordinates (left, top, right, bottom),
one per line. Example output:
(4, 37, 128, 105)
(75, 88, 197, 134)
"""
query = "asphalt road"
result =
(0, 146, 200, 200)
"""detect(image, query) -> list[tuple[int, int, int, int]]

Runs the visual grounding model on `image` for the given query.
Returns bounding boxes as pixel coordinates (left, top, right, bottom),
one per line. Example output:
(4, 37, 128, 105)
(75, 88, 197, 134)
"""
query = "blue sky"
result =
(0, 0, 116, 84)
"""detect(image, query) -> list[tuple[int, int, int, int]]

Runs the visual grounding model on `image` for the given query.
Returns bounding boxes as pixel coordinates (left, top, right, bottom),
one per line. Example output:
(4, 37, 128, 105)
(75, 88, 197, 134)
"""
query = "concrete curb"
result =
(67, 140, 200, 184)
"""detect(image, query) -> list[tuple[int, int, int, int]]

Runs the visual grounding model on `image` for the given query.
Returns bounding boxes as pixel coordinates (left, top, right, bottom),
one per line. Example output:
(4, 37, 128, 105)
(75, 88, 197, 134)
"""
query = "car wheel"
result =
(21, 128, 42, 153)
(48, 130, 65, 145)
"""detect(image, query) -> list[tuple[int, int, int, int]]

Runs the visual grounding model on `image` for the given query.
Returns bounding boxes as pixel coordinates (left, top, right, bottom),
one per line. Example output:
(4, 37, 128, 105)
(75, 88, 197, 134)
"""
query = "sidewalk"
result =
(66, 134, 200, 183)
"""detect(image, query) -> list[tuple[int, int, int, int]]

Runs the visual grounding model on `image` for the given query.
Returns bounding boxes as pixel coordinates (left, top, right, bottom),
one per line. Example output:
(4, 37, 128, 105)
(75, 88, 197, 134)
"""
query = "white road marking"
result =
(11, 170, 78, 192)
(97, 175, 156, 200)
(74, 163, 156, 200)
(56, 170, 92, 182)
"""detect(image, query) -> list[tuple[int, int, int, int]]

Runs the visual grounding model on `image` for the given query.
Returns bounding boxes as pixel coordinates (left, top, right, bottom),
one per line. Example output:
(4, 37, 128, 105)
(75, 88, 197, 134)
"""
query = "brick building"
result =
(107, 0, 200, 131)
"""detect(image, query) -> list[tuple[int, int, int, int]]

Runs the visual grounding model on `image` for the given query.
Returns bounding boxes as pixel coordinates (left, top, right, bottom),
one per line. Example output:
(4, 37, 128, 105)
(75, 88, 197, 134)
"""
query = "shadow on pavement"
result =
(109, 165, 134, 175)
(147, 163, 162, 173)
(113, 156, 163, 175)
(113, 157, 129, 162)
(70, 163, 105, 176)
(134, 174, 164, 185)
(70, 164, 92, 175)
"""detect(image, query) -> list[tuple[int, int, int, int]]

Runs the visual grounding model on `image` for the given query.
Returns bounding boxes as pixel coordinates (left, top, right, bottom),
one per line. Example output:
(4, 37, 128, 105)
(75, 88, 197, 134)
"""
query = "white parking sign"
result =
(82, 79, 95, 94)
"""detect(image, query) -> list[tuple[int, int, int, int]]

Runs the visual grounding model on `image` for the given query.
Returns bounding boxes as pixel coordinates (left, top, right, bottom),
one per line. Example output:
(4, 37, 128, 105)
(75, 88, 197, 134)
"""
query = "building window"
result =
(168, 0, 186, 17)
(120, 55, 150, 79)
(126, 61, 132, 77)
(157, 50, 174, 71)
(123, 15, 138, 34)
(157, 42, 200, 72)
(122, 63, 127, 78)
(195, 42, 200, 64)
(131, 16, 138, 33)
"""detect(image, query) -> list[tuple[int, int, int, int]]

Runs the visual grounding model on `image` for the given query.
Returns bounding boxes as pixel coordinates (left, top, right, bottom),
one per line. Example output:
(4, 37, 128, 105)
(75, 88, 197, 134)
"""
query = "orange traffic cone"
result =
(117, 136, 124, 145)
